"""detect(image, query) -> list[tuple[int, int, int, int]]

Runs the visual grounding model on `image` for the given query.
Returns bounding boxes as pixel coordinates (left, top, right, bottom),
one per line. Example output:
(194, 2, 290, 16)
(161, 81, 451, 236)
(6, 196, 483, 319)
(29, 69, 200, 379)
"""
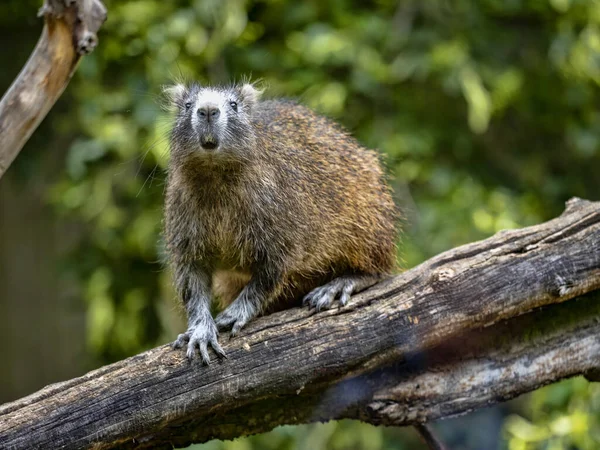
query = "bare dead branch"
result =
(0, 197, 599, 449)
(0, 0, 106, 179)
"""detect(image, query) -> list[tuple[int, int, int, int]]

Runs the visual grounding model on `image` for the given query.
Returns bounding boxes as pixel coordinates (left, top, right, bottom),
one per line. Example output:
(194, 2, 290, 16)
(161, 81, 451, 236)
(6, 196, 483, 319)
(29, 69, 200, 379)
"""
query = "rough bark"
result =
(1, 197, 599, 450)
(0, 0, 106, 179)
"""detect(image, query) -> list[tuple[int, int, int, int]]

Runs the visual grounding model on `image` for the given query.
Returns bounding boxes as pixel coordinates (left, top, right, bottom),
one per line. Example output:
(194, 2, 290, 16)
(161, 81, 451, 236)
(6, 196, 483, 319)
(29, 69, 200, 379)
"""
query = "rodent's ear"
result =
(238, 83, 262, 109)
(162, 84, 186, 109)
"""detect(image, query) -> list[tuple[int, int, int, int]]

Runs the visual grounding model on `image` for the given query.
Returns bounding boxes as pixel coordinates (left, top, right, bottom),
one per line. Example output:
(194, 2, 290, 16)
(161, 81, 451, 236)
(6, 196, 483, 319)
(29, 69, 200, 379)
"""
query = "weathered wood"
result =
(0, 0, 106, 179)
(349, 291, 600, 425)
(1, 197, 599, 450)
(190, 292, 600, 444)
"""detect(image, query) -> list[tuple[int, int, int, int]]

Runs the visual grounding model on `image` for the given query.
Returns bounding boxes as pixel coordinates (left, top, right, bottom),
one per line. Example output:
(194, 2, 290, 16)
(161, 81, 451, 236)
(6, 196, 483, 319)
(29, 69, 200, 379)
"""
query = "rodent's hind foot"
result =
(303, 275, 381, 312)
(172, 322, 226, 365)
(215, 297, 259, 337)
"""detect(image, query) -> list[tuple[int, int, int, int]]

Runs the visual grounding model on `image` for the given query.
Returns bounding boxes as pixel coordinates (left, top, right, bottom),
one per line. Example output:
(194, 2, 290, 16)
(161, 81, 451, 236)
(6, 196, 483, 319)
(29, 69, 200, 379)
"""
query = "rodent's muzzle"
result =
(196, 105, 221, 150)
(200, 133, 219, 150)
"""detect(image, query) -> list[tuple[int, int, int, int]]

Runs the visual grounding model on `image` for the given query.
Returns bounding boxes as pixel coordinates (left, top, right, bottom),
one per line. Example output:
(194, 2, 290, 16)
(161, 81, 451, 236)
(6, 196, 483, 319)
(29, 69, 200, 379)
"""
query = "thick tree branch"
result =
(1, 197, 599, 450)
(0, 0, 106, 179)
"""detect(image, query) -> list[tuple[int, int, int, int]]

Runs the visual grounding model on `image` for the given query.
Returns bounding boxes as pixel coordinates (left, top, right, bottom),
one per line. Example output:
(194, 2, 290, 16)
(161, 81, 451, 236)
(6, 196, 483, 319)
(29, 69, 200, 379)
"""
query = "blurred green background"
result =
(1, 0, 599, 449)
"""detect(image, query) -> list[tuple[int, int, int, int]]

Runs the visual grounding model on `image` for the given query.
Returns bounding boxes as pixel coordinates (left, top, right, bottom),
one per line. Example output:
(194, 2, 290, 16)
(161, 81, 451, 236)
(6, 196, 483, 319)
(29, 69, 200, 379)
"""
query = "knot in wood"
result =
(432, 267, 456, 282)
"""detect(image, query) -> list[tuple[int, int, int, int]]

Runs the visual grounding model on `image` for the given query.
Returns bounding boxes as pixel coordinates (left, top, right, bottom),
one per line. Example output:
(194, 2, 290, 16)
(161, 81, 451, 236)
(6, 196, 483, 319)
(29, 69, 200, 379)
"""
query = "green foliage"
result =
(504, 377, 600, 450)
(12, 0, 600, 448)
(190, 421, 422, 450)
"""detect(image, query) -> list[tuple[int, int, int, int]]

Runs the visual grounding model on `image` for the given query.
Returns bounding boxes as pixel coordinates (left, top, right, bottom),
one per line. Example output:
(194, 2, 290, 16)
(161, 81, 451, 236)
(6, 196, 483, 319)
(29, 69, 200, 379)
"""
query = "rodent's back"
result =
(250, 99, 399, 278)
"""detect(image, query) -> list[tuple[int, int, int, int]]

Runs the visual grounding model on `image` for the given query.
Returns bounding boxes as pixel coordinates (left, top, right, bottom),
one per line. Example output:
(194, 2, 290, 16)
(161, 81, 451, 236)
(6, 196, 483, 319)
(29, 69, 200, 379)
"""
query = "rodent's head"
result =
(164, 82, 261, 164)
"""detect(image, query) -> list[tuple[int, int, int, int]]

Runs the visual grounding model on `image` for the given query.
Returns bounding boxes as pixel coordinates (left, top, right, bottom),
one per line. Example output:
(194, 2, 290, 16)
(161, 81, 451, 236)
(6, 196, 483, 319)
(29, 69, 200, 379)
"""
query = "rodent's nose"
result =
(197, 105, 220, 122)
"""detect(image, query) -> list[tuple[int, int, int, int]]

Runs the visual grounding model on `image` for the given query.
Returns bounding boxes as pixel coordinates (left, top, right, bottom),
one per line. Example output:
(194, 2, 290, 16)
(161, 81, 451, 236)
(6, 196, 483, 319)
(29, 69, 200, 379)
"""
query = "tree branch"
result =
(0, 0, 106, 179)
(1, 197, 599, 450)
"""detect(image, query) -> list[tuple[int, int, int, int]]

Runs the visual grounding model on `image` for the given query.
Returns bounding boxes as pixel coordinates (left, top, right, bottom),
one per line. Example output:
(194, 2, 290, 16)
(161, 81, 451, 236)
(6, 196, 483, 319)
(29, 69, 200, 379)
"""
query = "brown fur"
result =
(165, 98, 399, 313)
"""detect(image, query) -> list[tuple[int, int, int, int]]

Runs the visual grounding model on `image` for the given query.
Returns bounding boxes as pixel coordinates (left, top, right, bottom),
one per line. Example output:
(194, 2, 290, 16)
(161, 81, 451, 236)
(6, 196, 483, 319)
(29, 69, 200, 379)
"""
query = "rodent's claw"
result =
(231, 320, 247, 337)
(303, 277, 358, 311)
(175, 323, 226, 365)
(186, 338, 209, 364)
(216, 311, 250, 337)
(172, 332, 190, 349)
(305, 286, 335, 311)
(339, 283, 354, 306)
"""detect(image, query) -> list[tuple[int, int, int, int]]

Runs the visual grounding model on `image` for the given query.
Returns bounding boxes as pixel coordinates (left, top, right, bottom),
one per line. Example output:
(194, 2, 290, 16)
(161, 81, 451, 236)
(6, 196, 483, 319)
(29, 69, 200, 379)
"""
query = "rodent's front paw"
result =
(173, 322, 226, 365)
(173, 332, 191, 349)
(215, 299, 257, 337)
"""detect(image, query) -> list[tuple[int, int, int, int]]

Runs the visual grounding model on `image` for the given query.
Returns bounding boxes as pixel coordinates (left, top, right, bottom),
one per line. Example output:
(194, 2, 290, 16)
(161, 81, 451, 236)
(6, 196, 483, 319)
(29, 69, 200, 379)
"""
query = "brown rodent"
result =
(163, 82, 399, 364)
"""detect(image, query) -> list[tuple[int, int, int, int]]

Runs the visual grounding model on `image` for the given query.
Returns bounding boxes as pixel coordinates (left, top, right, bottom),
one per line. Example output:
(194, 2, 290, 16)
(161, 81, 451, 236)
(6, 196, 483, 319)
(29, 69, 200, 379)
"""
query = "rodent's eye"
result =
(184, 102, 192, 110)
(229, 101, 238, 112)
